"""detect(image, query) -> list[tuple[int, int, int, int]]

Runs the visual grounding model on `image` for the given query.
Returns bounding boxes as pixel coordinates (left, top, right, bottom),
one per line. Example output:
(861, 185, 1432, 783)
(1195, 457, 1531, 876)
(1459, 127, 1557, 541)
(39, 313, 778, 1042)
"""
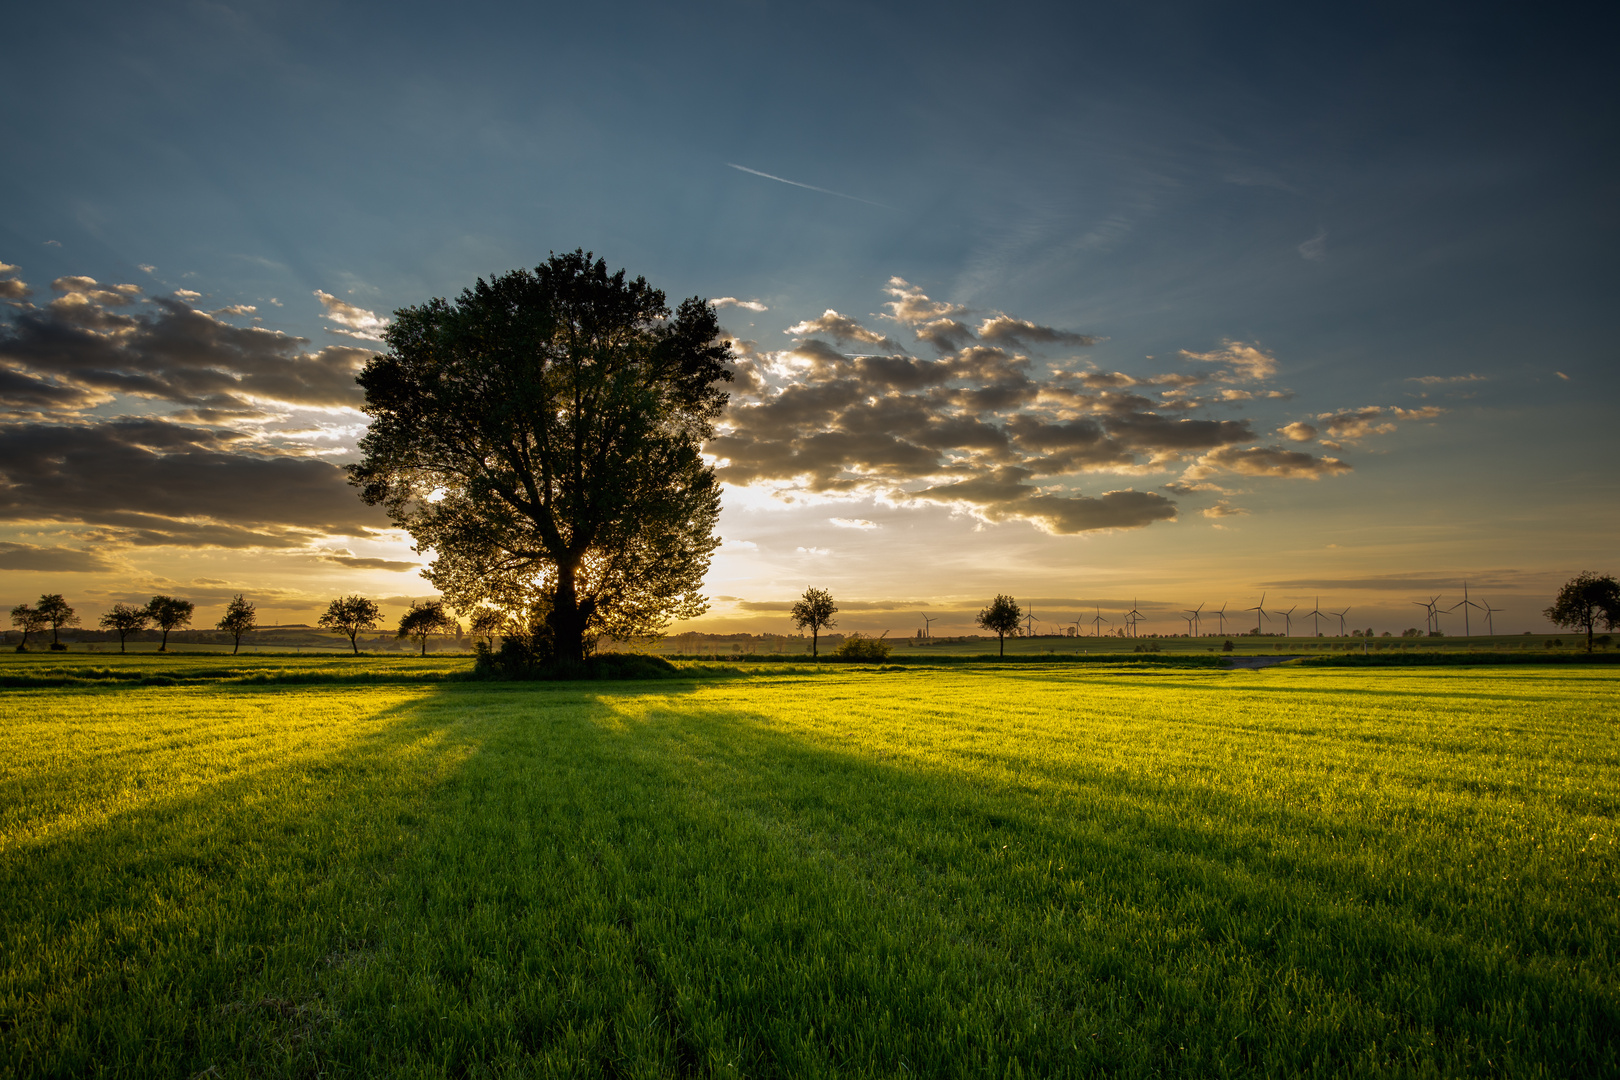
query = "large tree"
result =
(350, 251, 733, 665)
(977, 594, 1022, 657)
(99, 602, 150, 653)
(790, 587, 838, 658)
(1544, 571, 1620, 653)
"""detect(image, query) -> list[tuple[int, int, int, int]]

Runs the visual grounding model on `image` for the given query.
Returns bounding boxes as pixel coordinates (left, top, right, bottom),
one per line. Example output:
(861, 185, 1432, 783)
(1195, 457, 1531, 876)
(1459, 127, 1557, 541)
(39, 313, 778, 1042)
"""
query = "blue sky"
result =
(1, 0, 1615, 636)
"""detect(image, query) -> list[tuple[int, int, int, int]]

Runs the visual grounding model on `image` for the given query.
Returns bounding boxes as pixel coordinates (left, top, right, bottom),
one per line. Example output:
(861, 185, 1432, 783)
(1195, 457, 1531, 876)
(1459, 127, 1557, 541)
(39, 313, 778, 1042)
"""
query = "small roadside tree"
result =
(318, 595, 382, 655)
(99, 603, 150, 653)
(976, 594, 1022, 657)
(10, 604, 47, 652)
(397, 600, 455, 656)
(790, 587, 838, 658)
(36, 594, 79, 649)
(145, 596, 194, 652)
(1544, 571, 1620, 653)
(216, 594, 257, 655)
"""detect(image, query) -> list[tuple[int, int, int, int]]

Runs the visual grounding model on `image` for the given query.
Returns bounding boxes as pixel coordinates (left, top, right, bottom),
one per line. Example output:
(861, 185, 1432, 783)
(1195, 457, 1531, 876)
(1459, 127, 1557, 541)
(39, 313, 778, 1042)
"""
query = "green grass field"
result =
(2, 661, 1615, 1077)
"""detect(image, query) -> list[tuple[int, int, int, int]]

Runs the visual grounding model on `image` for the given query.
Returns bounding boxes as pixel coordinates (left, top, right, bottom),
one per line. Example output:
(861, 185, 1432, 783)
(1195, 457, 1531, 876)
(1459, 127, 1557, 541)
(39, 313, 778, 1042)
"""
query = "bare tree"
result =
(790, 587, 838, 658)
(318, 595, 382, 655)
(99, 603, 150, 653)
(976, 594, 1022, 658)
(216, 594, 257, 655)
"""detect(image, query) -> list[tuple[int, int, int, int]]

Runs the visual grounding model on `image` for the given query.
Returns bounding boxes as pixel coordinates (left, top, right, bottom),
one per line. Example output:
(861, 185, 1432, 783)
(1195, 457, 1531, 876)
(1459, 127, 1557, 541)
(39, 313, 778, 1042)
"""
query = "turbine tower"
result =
(1306, 596, 1326, 637)
(1449, 581, 1484, 638)
(1126, 598, 1145, 637)
(921, 613, 936, 640)
(1413, 595, 1443, 635)
(1329, 607, 1352, 636)
(1482, 600, 1505, 636)
(1272, 603, 1298, 637)
(1212, 602, 1229, 636)
(1182, 602, 1204, 637)
(1090, 606, 1108, 637)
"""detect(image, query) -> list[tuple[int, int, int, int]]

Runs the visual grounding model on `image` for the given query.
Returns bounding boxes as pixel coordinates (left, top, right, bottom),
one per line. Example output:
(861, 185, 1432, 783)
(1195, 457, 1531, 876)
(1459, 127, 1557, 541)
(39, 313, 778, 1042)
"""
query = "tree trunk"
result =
(350, 633, 360, 655)
(999, 633, 1005, 658)
(419, 635, 427, 656)
(233, 637, 240, 655)
(812, 629, 818, 658)
(159, 629, 169, 652)
(551, 565, 586, 665)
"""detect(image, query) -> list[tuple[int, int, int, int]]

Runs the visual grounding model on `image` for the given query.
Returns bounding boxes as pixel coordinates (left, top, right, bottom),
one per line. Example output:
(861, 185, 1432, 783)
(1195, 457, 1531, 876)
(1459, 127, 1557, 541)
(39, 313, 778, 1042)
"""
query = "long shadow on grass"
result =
(305, 681, 1618, 1080)
(0, 684, 481, 1079)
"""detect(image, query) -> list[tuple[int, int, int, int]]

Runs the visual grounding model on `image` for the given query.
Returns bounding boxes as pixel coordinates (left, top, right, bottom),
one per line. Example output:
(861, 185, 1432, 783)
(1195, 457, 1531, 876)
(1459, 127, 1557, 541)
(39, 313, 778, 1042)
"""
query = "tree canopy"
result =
(36, 594, 78, 647)
(1544, 571, 1620, 652)
(351, 250, 733, 666)
(977, 595, 1022, 657)
(790, 587, 838, 657)
(319, 595, 382, 655)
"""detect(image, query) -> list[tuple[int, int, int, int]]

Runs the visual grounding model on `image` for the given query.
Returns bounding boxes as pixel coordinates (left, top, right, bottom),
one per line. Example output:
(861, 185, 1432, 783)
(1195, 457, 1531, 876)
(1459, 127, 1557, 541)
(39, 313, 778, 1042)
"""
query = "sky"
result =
(1, 0, 1615, 639)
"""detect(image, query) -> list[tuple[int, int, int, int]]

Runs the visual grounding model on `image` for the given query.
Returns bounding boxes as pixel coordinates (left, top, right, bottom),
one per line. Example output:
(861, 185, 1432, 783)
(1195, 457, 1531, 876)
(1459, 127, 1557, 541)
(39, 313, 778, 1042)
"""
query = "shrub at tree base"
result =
(472, 641, 678, 681)
(834, 633, 892, 661)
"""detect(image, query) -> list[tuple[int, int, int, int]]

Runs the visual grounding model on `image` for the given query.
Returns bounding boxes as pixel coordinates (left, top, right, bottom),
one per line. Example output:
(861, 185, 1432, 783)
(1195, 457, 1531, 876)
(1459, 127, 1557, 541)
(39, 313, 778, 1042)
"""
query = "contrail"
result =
(726, 163, 888, 208)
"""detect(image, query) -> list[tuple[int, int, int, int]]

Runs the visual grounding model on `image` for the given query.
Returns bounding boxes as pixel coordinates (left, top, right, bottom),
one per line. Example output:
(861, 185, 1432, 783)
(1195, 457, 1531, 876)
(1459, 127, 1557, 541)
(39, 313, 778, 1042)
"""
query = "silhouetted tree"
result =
(470, 607, 503, 650)
(145, 596, 194, 652)
(216, 594, 257, 655)
(976, 594, 1022, 657)
(36, 594, 79, 649)
(397, 600, 455, 656)
(349, 251, 733, 667)
(1545, 571, 1620, 653)
(790, 587, 838, 657)
(10, 604, 46, 652)
(318, 595, 382, 655)
(99, 602, 150, 653)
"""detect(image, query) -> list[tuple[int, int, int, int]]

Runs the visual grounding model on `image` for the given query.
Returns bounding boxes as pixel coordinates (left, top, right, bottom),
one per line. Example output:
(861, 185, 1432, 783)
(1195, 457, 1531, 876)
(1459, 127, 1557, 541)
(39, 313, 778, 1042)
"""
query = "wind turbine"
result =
(1413, 595, 1442, 635)
(1482, 600, 1505, 636)
(1449, 582, 1484, 638)
(1090, 606, 1109, 637)
(1272, 603, 1297, 638)
(1126, 598, 1145, 637)
(1305, 596, 1327, 637)
(1182, 602, 1204, 637)
(921, 613, 936, 639)
(1212, 602, 1229, 636)
(1328, 607, 1352, 636)
(1245, 593, 1268, 635)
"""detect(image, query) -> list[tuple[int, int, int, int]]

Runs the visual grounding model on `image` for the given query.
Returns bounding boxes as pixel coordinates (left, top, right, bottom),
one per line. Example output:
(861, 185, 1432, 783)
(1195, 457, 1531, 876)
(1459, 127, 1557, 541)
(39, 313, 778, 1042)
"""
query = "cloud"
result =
(317, 551, 419, 571)
(0, 263, 30, 300)
(0, 290, 372, 413)
(0, 419, 391, 548)
(712, 297, 768, 312)
(1178, 341, 1278, 381)
(1407, 373, 1487, 385)
(882, 278, 966, 326)
(908, 469, 1178, 533)
(1315, 407, 1393, 440)
(1390, 406, 1444, 420)
(212, 304, 257, 317)
(977, 316, 1098, 350)
(1297, 229, 1327, 261)
(784, 310, 903, 352)
(1201, 500, 1249, 518)
(314, 290, 388, 340)
(1279, 421, 1318, 442)
(1161, 480, 1228, 495)
(138, 264, 157, 274)
(0, 541, 120, 572)
(829, 517, 878, 529)
(174, 289, 202, 301)
(1186, 445, 1351, 480)
(796, 546, 832, 555)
